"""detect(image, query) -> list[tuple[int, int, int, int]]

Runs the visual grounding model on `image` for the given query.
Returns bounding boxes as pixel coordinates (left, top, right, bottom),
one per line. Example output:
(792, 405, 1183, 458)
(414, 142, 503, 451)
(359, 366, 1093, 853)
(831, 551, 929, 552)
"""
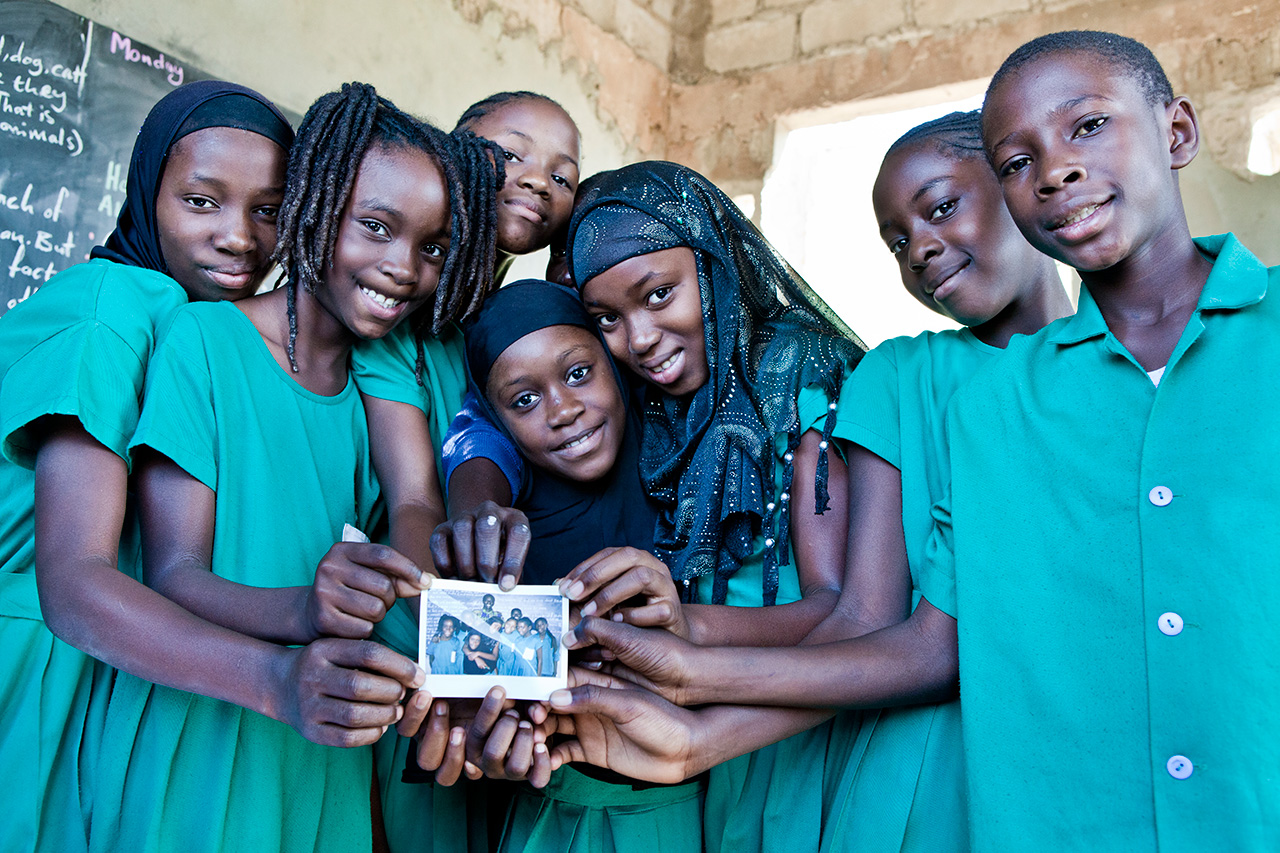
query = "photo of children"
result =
(418, 579, 567, 699)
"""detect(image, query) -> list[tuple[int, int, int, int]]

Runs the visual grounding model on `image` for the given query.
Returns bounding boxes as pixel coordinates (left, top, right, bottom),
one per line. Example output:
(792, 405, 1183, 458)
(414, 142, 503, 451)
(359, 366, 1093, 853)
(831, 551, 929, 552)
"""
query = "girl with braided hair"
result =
(90, 82, 498, 853)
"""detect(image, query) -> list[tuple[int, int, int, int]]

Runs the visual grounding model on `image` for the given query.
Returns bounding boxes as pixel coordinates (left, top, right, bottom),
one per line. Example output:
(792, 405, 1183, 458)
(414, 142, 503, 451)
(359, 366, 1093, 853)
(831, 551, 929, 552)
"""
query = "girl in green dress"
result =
(0, 80, 318, 853)
(89, 82, 500, 853)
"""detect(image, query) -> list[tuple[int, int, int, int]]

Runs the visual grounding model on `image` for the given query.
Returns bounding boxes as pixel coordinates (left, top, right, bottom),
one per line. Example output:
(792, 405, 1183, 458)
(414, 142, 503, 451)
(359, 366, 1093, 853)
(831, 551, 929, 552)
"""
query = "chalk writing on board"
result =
(0, 0, 218, 315)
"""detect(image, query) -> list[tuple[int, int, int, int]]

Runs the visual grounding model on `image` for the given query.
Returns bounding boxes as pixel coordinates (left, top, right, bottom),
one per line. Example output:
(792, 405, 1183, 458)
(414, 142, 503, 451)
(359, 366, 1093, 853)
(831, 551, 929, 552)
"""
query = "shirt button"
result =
(1166, 755, 1194, 780)
(1148, 486, 1173, 506)
(1157, 612, 1184, 636)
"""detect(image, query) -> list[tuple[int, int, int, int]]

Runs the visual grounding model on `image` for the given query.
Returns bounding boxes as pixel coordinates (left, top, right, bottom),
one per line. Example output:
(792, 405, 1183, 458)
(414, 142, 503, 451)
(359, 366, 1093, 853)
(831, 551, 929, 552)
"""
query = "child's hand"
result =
(559, 547, 690, 639)
(461, 687, 553, 787)
(304, 542, 428, 640)
(544, 666, 697, 785)
(563, 616, 697, 706)
(274, 637, 424, 747)
(396, 694, 481, 785)
(431, 500, 532, 590)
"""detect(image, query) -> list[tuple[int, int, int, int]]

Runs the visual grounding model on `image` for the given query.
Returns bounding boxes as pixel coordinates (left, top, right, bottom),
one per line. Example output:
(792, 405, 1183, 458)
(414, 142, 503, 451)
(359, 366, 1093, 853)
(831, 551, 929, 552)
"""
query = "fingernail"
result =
(580, 601, 597, 616)
(414, 692, 429, 710)
(519, 720, 531, 730)
(549, 689, 572, 707)
(535, 743, 548, 754)
(394, 706, 404, 721)
(450, 728, 463, 745)
(482, 515, 498, 526)
(435, 701, 448, 715)
(412, 666, 426, 687)
(561, 630, 577, 647)
(500, 576, 515, 591)
(612, 612, 624, 622)
(566, 580, 584, 599)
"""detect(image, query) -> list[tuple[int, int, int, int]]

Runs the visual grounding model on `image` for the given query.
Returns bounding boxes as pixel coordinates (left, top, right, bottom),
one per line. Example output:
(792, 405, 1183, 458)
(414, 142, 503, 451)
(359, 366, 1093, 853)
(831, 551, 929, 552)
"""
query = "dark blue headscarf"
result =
(91, 80, 294, 272)
(465, 279, 656, 585)
(569, 162, 865, 605)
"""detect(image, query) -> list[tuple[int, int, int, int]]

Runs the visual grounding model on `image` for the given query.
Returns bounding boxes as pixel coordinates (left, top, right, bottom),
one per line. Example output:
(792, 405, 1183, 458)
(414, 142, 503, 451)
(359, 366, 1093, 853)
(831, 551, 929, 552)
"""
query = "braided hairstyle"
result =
(885, 110, 985, 163)
(274, 82, 504, 378)
(454, 90, 565, 133)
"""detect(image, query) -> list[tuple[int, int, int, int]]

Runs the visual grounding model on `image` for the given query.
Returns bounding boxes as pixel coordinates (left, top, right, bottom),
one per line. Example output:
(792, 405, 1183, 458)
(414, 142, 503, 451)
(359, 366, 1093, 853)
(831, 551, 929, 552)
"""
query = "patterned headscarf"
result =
(569, 161, 865, 604)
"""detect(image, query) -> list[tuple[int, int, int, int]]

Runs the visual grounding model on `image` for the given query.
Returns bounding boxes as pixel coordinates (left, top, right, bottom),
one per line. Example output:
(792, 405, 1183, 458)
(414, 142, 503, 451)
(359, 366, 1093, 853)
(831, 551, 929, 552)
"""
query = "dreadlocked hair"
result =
(454, 91, 565, 132)
(886, 110, 985, 163)
(273, 82, 503, 374)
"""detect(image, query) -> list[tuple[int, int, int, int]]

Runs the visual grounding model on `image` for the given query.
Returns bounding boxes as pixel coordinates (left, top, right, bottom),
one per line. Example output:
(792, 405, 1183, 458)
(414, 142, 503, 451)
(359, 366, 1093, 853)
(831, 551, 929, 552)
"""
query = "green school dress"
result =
(352, 322, 491, 853)
(0, 259, 186, 853)
(700, 382, 857, 853)
(921, 235, 1280, 850)
(91, 301, 380, 853)
(818, 329, 993, 853)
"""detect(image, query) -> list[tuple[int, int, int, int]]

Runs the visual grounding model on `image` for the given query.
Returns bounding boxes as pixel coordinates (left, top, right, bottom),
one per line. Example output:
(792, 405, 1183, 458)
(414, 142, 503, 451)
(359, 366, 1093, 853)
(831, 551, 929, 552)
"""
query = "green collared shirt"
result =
(922, 234, 1280, 850)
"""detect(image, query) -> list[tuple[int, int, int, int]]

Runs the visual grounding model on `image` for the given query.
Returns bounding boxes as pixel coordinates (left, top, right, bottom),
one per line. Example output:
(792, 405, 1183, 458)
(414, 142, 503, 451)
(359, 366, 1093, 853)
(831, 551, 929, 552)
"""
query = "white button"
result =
(1158, 612, 1184, 636)
(1166, 755, 1193, 780)
(1149, 486, 1173, 506)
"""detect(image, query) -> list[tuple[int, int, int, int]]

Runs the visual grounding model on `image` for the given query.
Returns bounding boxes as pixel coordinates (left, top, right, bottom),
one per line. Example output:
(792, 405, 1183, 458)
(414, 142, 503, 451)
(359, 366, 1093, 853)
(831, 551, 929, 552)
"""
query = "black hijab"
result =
(464, 279, 655, 585)
(569, 161, 865, 605)
(91, 80, 294, 272)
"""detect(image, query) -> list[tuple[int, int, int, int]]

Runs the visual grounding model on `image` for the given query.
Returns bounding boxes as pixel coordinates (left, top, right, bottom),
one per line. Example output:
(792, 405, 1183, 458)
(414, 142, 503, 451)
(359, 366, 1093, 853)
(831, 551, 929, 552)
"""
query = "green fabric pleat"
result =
(500, 765, 704, 853)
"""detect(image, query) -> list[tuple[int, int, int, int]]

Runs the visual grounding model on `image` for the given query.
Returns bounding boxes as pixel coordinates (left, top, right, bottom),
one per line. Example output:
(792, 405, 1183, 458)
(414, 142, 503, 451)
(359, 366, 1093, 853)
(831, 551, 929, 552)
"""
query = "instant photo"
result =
(418, 578, 569, 700)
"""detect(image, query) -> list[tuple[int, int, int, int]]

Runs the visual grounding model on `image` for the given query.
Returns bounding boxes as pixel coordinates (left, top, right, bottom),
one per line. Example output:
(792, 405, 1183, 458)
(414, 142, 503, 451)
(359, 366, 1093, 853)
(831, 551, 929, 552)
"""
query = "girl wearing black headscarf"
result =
(562, 161, 865, 853)
(0, 81, 291, 853)
(463, 279, 705, 853)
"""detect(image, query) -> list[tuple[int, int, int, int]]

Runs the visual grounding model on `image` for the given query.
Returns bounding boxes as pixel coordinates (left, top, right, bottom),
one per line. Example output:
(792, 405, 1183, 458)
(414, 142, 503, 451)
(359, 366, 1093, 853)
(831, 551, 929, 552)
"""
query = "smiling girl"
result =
(89, 82, 499, 853)
(0, 81, 298, 853)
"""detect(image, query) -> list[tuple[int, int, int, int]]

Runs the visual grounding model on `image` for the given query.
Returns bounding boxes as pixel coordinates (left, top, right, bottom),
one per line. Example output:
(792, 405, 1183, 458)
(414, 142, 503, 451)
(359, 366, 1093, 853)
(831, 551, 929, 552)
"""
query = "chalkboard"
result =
(0, 0, 216, 315)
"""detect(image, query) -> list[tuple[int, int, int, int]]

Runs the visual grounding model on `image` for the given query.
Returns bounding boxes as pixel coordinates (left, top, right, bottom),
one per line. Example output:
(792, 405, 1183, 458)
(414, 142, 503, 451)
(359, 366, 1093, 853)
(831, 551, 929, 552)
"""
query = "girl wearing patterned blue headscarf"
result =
(565, 161, 865, 853)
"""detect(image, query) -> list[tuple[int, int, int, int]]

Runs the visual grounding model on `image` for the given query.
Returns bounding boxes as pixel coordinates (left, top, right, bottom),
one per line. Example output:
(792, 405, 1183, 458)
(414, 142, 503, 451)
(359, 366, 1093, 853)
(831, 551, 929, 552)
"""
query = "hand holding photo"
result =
(418, 578, 569, 700)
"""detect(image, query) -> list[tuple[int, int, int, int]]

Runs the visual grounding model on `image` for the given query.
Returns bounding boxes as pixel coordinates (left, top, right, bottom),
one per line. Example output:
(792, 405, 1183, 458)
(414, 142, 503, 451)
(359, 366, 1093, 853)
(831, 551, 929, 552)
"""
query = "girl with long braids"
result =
(89, 82, 500, 853)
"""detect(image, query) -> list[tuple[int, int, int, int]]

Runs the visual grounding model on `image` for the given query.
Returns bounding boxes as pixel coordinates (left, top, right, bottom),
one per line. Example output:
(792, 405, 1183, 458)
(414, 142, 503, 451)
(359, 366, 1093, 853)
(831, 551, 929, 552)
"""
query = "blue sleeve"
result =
(440, 389, 523, 500)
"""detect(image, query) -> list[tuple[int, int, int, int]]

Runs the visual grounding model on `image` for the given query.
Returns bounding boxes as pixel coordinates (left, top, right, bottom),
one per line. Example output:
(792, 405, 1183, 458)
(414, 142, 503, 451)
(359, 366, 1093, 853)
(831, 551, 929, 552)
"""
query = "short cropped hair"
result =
(988, 30, 1174, 107)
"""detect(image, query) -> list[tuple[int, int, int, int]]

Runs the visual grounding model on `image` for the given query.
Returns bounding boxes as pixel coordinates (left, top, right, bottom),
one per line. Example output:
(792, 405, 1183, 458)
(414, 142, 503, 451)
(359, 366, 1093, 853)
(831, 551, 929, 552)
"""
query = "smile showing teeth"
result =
(558, 427, 597, 451)
(648, 353, 679, 374)
(1052, 203, 1103, 230)
(360, 286, 403, 309)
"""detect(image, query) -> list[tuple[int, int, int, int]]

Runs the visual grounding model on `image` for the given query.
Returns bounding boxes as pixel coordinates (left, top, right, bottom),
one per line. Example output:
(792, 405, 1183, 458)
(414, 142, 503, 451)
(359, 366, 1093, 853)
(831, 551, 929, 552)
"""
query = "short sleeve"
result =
(128, 310, 219, 490)
(0, 261, 184, 469)
(831, 341, 902, 469)
(351, 324, 430, 414)
(1, 320, 147, 467)
(440, 391, 524, 499)
(919, 485, 957, 618)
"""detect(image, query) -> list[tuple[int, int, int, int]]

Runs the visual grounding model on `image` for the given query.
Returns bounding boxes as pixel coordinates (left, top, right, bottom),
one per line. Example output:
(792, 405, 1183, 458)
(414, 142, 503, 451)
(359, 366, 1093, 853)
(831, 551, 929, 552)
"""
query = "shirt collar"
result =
(1048, 233, 1269, 347)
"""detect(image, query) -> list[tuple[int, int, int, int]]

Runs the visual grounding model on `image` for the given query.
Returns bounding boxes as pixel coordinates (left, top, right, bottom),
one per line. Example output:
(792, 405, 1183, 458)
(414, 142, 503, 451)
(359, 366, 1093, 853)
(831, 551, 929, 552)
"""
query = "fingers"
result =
(434, 727, 468, 785)
(474, 512, 502, 583)
(527, 742, 552, 788)
(343, 542, 427, 597)
(317, 638, 427, 694)
(463, 686, 509, 763)
(409, 699, 451, 769)
(434, 517, 477, 580)
(496, 520, 531, 591)
(564, 614, 642, 652)
(397, 688, 433, 738)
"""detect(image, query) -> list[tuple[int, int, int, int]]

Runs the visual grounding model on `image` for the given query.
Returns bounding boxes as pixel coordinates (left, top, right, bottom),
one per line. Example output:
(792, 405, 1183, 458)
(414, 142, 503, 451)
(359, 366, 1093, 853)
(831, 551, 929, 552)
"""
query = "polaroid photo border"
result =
(418, 578, 569, 700)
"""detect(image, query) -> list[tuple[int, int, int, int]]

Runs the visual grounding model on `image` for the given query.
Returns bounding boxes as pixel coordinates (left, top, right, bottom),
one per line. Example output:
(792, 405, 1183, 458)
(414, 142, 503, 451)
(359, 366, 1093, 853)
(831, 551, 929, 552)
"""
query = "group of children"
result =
(1, 26, 1273, 853)
(426, 599, 558, 677)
